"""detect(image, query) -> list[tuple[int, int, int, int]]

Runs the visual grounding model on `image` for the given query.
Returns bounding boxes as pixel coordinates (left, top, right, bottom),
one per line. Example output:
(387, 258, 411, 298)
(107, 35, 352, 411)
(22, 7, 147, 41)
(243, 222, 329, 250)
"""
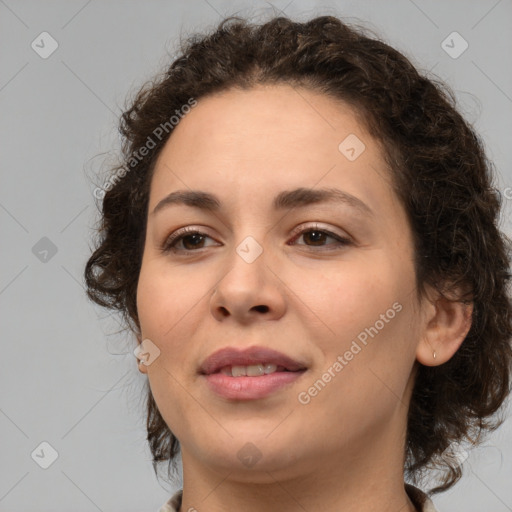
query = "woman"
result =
(85, 14, 512, 512)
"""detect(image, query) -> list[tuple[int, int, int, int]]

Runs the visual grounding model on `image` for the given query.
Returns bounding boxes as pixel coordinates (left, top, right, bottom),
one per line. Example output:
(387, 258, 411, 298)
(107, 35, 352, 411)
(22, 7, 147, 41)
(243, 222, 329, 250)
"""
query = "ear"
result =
(416, 286, 473, 367)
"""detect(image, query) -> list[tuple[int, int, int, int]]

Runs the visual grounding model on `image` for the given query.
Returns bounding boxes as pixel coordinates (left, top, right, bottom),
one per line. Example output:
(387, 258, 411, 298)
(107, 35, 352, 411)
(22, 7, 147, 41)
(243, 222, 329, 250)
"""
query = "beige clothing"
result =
(159, 483, 438, 511)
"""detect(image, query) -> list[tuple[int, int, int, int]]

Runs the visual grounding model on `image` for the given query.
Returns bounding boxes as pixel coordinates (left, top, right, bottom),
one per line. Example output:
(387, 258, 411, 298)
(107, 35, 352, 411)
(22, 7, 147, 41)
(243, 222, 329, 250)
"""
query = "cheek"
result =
(285, 257, 402, 343)
(291, 263, 416, 429)
(136, 259, 208, 337)
(136, 261, 208, 434)
(286, 252, 418, 395)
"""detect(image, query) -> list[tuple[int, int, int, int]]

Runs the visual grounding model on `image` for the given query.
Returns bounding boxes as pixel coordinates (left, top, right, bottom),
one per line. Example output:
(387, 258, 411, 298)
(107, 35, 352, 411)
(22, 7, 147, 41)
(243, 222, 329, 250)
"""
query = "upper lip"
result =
(199, 346, 308, 375)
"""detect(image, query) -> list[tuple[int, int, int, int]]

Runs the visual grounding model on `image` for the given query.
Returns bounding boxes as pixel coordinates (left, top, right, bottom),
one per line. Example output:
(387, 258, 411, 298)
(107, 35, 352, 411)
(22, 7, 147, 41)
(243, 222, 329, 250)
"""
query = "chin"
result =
(195, 434, 305, 477)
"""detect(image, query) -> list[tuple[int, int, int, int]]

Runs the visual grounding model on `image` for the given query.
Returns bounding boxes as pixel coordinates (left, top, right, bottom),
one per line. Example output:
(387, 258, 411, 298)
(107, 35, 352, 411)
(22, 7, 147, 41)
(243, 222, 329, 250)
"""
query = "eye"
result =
(161, 227, 219, 253)
(288, 224, 352, 250)
(161, 223, 352, 255)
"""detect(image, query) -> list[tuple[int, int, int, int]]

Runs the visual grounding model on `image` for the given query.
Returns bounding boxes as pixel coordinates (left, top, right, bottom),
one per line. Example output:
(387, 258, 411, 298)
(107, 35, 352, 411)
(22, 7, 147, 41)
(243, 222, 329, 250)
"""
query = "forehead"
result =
(149, 84, 393, 214)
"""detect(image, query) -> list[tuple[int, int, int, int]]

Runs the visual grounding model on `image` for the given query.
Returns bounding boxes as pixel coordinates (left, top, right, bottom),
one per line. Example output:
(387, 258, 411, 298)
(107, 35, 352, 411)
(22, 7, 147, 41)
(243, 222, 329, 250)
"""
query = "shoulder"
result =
(158, 488, 183, 512)
(405, 483, 439, 512)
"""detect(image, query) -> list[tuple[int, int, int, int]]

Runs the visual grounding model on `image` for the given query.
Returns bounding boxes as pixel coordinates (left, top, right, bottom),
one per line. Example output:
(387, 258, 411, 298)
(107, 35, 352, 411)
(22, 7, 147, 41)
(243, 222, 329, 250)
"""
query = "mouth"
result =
(217, 363, 299, 377)
(198, 345, 308, 376)
(198, 346, 308, 400)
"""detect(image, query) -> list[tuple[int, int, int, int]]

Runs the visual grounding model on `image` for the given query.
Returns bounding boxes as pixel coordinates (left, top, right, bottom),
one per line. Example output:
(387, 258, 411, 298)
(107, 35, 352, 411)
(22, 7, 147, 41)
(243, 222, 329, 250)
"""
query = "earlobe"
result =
(416, 293, 473, 367)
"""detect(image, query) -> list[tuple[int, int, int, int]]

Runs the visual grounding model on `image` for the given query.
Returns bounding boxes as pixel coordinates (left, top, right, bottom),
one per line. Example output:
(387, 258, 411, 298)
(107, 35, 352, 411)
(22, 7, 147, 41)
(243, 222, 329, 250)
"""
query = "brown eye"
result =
(289, 226, 352, 250)
(162, 228, 218, 253)
(301, 230, 329, 246)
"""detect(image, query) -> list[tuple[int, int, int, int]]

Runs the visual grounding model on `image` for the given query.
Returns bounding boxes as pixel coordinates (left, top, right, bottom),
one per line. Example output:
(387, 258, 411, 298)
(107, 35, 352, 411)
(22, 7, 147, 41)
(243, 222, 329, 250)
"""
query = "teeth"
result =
(220, 363, 279, 377)
(264, 363, 277, 374)
(232, 365, 250, 377)
(246, 364, 265, 377)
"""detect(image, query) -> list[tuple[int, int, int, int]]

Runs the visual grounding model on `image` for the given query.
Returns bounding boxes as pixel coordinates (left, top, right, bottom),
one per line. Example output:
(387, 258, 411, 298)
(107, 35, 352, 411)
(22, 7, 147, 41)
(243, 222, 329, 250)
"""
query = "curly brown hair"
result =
(84, 14, 512, 494)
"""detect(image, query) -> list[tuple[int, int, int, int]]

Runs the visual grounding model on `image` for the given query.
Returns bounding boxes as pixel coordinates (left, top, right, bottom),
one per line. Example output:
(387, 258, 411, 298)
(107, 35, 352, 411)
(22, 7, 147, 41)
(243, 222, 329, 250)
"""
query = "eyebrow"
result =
(151, 187, 374, 217)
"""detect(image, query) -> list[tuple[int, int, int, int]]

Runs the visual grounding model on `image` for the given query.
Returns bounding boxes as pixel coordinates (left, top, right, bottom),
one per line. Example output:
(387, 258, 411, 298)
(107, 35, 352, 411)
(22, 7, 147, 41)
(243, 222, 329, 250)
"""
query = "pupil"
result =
(184, 234, 204, 249)
(306, 230, 325, 245)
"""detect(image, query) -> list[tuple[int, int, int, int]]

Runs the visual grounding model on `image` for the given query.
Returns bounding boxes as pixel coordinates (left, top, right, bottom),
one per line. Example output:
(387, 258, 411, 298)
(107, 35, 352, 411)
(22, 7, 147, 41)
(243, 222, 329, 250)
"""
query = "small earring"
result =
(433, 350, 437, 360)
(137, 359, 147, 373)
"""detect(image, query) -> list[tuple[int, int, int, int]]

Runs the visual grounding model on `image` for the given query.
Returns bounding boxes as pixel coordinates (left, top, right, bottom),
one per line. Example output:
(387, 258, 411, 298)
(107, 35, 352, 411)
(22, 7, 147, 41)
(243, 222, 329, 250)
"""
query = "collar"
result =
(159, 483, 439, 512)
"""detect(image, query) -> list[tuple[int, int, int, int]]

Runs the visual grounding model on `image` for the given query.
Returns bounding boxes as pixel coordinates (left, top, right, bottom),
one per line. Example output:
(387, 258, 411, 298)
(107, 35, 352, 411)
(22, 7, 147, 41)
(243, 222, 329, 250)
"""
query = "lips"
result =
(199, 346, 307, 375)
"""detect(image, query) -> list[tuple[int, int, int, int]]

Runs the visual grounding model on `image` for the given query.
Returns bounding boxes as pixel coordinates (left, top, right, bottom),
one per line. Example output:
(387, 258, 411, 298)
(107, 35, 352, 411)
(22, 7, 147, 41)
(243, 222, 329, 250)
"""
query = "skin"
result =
(136, 84, 473, 512)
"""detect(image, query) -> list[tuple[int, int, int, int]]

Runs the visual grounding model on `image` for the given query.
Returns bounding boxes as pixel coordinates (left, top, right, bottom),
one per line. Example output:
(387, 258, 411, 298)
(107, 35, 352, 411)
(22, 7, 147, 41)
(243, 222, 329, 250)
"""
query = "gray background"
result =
(1, 0, 511, 511)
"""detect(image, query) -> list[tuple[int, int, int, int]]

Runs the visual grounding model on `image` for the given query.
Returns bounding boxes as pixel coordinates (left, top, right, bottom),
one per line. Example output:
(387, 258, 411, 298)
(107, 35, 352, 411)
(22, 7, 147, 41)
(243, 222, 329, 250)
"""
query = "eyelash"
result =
(161, 224, 352, 254)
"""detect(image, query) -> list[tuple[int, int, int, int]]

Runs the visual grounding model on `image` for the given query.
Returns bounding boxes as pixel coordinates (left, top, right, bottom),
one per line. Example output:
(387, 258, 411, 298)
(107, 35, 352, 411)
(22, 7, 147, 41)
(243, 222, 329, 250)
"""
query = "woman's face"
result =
(136, 84, 427, 480)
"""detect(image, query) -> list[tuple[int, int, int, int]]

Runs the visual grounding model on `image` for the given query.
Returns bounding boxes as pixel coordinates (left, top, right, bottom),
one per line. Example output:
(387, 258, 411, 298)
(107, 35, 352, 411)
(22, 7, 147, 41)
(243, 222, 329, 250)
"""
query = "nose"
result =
(210, 244, 287, 324)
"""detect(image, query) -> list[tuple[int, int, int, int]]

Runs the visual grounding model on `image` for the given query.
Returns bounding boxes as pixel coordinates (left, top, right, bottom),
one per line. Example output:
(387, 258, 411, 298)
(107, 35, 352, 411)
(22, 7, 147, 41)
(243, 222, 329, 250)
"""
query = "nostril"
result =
(253, 305, 269, 313)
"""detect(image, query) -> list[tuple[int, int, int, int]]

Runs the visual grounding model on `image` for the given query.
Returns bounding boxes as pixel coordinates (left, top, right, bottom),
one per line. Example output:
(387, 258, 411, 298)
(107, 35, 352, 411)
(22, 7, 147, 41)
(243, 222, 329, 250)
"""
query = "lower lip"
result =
(202, 370, 306, 400)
